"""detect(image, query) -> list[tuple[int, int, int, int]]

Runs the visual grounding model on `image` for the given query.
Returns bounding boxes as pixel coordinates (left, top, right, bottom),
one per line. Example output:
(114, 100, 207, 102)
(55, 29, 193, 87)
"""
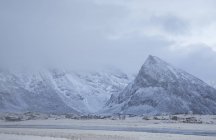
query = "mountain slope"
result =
(208, 81, 216, 89)
(105, 55, 216, 115)
(0, 69, 131, 114)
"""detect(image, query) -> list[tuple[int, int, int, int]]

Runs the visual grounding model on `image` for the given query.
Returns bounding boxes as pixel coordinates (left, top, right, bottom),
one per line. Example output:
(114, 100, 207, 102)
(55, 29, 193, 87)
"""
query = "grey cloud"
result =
(0, 0, 127, 68)
(172, 45, 216, 82)
(0, 0, 216, 83)
(150, 15, 189, 35)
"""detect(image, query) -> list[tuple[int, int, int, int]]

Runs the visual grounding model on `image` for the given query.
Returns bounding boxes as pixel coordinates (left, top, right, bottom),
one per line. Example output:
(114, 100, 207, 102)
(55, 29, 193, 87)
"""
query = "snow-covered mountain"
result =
(1, 55, 216, 115)
(0, 68, 131, 114)
(104, 55, 216, 115)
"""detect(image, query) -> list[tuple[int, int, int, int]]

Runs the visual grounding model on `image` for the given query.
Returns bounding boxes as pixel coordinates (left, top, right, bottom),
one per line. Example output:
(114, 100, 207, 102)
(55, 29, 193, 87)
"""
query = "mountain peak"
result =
(138, 55, 174, 82)
(144, 55, 168, 66)
(105, 55, 216, 115)
(147, 55, 157, 61)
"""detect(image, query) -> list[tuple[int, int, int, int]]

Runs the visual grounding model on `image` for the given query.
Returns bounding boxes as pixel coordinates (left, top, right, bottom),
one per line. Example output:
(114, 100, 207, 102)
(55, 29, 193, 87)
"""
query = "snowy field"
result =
(1, 128, 216, 140)
(0, 114, 216, 140)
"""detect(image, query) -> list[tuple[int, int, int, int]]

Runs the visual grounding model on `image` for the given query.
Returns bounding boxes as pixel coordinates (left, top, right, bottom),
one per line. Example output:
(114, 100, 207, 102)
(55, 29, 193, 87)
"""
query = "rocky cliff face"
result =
(105, 55, 216, 115)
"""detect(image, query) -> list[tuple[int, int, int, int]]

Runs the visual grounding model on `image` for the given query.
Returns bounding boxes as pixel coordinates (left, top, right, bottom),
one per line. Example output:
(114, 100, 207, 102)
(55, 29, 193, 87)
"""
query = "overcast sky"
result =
(0, 0, 216, 82)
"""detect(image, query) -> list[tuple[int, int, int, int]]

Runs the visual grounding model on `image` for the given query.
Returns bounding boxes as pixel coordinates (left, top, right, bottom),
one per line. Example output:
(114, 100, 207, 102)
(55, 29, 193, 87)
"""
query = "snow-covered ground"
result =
(0, 133, 67, 140)
(1, 128, 216, 140)
(0, 115, 216, 140)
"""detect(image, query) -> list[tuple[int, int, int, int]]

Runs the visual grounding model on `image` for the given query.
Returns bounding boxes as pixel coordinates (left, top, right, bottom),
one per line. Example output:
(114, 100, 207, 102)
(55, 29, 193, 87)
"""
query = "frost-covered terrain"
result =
(0, 115, 216, 140)
(0, 134, 67, 140)
(0, 68, 131, 114)
(1, 129, 215, 140)
(105, 55, 216, 115)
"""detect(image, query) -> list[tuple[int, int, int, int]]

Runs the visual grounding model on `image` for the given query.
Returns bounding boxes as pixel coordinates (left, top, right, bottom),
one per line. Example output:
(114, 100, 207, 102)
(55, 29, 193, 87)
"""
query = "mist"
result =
(1, 0, 216, 82)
